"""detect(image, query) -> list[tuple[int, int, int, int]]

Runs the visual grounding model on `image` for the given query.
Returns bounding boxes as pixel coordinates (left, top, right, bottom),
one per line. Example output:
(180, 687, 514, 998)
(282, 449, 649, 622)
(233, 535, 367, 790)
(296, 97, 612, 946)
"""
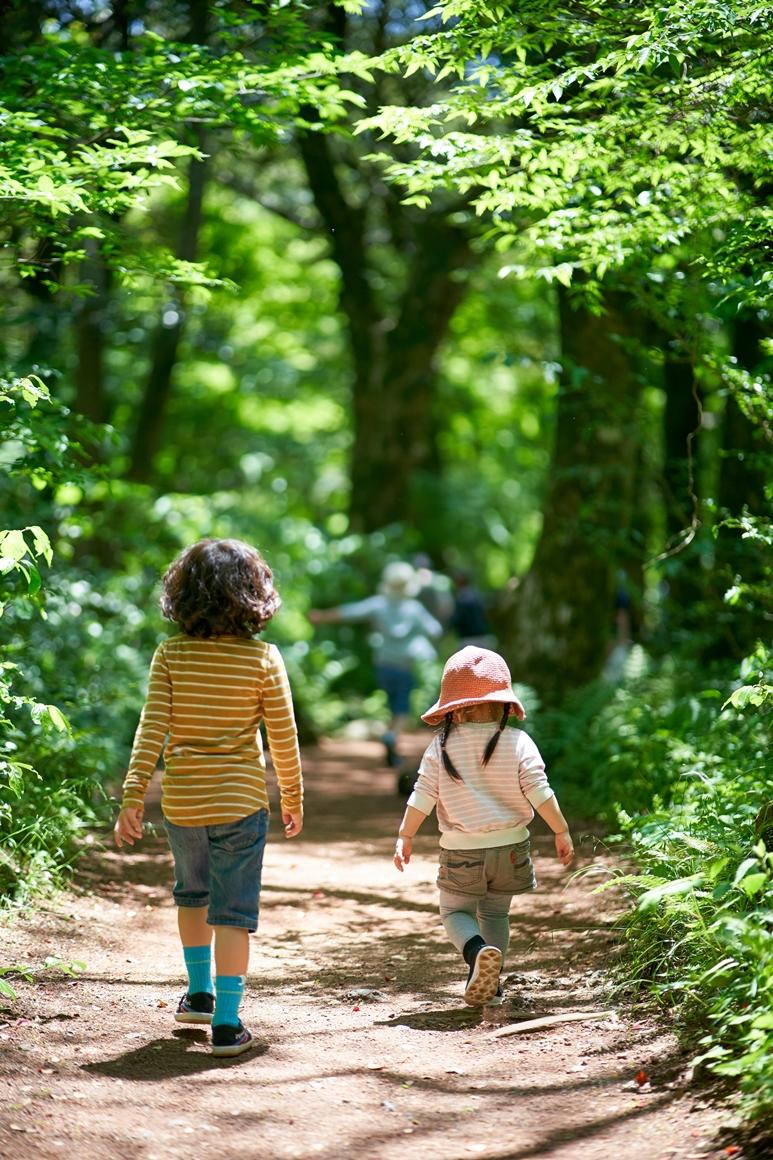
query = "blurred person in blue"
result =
(309, 561, 443, 769)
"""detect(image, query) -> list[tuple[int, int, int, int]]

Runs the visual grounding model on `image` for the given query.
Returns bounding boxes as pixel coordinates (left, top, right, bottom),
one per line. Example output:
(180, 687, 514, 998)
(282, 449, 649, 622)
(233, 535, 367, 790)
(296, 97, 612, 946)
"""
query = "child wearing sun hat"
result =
(393, 646, 574, 1006)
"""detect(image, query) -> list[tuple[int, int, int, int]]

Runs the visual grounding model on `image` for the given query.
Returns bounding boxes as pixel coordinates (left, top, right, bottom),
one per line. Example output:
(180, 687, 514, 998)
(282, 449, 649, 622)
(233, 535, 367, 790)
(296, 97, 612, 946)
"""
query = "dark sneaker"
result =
(174, 991, 214, 1025)
(211, 1021, 253, 1058)
(464, 945, 502, 1007)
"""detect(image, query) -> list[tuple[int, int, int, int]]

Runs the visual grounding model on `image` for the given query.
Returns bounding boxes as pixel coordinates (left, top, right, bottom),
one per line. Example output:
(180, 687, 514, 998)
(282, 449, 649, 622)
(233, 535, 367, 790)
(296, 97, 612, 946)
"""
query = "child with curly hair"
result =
(394, 647, 573, 1007)
(114, 538, 304, 1057)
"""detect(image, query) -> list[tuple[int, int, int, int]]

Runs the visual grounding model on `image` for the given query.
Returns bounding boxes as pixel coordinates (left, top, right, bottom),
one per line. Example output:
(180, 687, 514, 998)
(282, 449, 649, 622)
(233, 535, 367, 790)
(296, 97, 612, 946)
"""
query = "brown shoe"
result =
(464, 946, 502, 1006)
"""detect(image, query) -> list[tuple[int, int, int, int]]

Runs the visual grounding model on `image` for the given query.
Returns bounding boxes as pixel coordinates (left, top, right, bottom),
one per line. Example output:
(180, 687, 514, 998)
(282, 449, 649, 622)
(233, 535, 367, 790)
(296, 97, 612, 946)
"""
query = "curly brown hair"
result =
(160, 539, 281, 638)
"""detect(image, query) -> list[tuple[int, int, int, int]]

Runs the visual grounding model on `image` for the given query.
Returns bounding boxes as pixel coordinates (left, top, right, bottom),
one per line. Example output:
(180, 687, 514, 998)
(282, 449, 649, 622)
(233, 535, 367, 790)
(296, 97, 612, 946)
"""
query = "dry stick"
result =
(490, 1010, 610, 1038)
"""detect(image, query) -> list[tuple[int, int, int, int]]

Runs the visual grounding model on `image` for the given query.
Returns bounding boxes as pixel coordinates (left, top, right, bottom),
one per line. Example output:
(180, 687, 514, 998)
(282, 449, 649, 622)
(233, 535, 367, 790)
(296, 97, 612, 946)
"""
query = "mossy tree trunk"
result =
(495, 289, 643, 704)
(296, 126, 477, 538)
(706, 315, 772, 657)
(126, 0, 210, 483)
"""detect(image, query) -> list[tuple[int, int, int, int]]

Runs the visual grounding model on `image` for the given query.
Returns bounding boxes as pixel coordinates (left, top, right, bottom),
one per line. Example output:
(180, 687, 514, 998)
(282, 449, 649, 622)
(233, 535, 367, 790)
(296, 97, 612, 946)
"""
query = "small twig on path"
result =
(490, 1010, 610, 1038)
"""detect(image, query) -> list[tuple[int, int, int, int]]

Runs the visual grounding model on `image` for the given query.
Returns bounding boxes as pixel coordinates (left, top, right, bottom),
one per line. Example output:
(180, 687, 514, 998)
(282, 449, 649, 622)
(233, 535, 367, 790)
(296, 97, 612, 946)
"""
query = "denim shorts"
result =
(375, 664, 414, 716)
(437, 839, 536, 898)
(163, 809, 269, 932)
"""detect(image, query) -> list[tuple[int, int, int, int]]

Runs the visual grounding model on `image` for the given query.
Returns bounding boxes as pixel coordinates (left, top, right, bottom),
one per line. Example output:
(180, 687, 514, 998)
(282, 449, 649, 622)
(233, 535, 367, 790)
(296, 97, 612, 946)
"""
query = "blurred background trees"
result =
(1, 0, 770, 859)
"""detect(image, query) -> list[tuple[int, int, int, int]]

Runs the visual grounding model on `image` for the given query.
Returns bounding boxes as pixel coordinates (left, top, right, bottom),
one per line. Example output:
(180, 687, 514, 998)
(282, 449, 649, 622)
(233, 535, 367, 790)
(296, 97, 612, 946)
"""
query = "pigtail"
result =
(440, 713, 463, 781)
(481, 703, 510, 767)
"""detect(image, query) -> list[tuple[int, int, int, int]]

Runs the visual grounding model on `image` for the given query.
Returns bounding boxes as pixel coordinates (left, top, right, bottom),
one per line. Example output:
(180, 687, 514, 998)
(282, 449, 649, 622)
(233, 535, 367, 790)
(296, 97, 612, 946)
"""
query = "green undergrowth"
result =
(0, 956, 86, 1001)
(551, 645, 773, 1127)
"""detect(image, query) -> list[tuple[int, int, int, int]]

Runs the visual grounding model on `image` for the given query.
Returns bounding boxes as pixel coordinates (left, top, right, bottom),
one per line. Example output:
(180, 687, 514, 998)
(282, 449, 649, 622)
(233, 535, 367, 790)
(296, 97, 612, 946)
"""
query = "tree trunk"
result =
(349, 220, 474, 532)
(495, 289, 642, 704)
(705, 315, 771, 657)
(658, 350, 705, 613)
(296, 125, 476, 536)
(74, 239, 111, 426)
(21, 285, 62, 381)
(126, 0, 209, 483)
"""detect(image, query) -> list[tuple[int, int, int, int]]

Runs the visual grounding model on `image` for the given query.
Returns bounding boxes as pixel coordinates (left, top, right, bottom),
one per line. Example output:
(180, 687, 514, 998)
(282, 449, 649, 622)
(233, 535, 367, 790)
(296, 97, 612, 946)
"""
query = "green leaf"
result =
(738, 873, 769, 898)
(0, 530, 28, 563)
(19, 375, 50, 406)
(723, 684, 773, 711)
(733, 857, 762, 886)
(26, 526, 52, 565)
(25, 563, 42, 595)
(45, 705, 70, 733)
(637, 873, 705, 910)
(752, 1012, 773, 1030)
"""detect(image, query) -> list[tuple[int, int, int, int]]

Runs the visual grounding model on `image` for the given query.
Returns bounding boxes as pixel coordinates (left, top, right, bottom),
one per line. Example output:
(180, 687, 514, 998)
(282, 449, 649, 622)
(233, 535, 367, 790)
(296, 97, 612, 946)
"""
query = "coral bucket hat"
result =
(421, 646, 526, 725)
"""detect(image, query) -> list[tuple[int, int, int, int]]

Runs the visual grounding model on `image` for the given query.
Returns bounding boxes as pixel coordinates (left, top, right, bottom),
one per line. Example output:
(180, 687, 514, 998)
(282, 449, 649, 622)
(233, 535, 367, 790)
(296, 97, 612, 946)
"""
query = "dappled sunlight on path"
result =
(0, 737, 732, 1160)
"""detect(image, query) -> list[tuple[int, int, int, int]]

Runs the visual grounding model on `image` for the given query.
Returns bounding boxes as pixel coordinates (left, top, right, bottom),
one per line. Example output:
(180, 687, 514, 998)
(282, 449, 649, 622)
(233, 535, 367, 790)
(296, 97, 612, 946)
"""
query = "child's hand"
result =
(283, 810, 303, 838)
(114, 806, 144, 848)
(555, 830, 574, 866)
(394, 836, 412, 872)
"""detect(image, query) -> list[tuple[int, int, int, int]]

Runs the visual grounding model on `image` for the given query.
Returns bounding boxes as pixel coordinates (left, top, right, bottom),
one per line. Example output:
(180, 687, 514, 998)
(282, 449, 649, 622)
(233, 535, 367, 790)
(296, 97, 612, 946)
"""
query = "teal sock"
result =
(213, 974, 245, 1028)
(183, 945, 213, 996)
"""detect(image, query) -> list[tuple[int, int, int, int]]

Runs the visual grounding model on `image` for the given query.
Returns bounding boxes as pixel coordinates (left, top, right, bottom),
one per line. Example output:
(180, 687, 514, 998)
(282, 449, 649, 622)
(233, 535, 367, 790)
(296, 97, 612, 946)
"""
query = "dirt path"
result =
(0, 738, 735, 1160)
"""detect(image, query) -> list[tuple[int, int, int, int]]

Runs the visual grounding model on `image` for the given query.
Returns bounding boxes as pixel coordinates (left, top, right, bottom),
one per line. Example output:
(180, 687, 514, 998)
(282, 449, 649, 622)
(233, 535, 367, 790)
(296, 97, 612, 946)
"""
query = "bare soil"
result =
(0, 737, 742, 1159)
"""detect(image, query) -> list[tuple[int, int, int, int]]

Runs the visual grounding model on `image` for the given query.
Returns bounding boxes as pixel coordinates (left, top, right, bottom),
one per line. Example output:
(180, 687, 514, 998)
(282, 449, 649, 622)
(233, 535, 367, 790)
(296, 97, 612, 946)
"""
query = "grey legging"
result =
(439, 888, 512, 958)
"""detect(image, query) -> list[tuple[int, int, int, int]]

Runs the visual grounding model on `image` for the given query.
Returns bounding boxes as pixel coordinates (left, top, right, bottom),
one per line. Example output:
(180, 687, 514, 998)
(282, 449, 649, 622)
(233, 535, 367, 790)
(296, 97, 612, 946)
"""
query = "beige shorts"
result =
(437, 840, 536, 898)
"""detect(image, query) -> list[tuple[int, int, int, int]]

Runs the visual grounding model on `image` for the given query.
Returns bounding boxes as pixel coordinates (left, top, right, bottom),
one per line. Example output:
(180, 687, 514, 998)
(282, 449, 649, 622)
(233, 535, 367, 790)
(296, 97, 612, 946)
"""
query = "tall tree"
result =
(495, 289, 643, 701)
(359, 0, 773, 692)
(296, 120, 477, 531)
(220, 2, 485, 536)
(0, 0, 370, 396)
(126, 0, 209, 481)
(706, 314, 772, 657)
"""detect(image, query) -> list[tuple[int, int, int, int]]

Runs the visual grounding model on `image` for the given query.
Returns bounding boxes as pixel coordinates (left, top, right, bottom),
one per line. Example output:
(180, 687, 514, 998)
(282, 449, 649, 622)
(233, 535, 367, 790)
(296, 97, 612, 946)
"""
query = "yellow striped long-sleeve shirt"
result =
(120, 635, 303, 826)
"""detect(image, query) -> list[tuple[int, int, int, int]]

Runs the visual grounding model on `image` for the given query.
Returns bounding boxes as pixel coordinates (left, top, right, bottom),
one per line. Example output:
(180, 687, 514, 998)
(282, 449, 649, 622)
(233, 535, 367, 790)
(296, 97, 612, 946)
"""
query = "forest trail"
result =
(1, 738, 732, 1160)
